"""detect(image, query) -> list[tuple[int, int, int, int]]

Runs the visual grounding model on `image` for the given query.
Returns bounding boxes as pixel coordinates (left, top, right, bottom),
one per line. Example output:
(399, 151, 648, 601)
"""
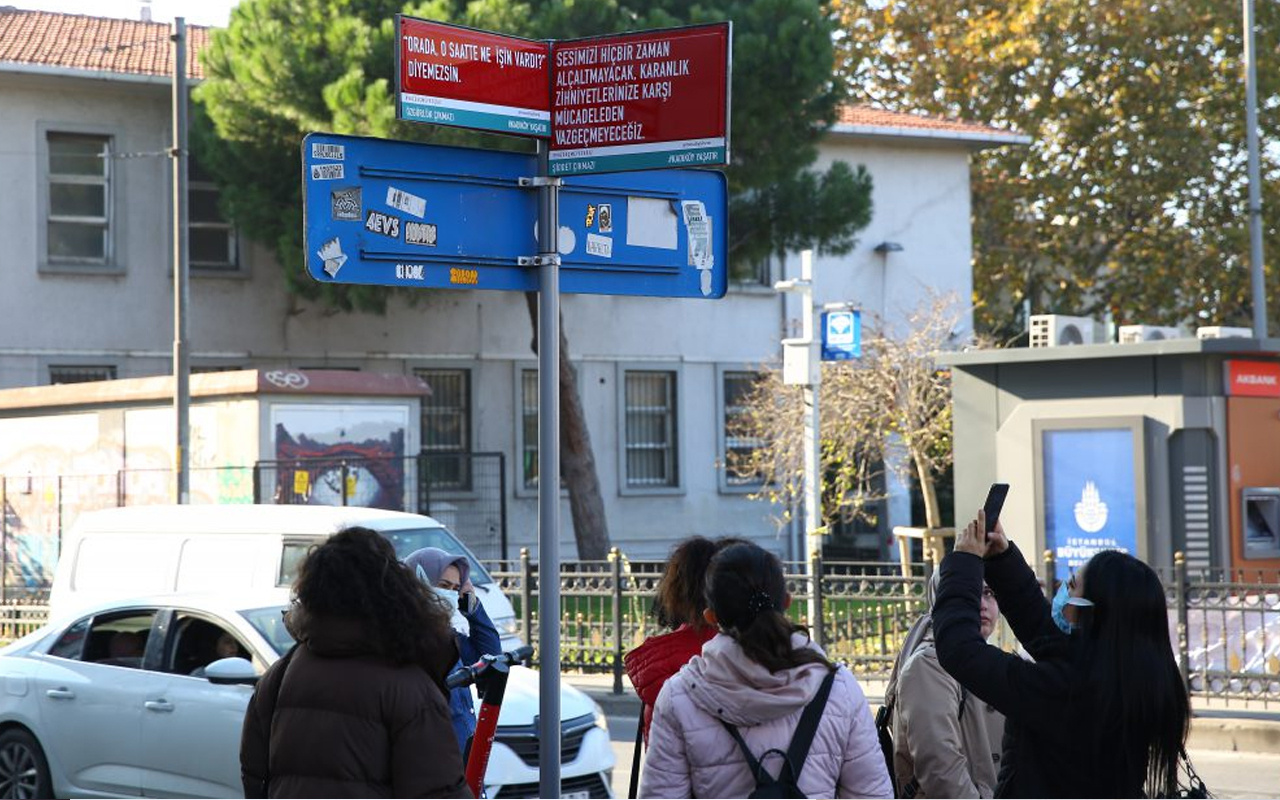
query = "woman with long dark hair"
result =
(640, 542, 891, 798)
(933, 511, 1190, 798)
(624, 536, 744, 744)
(240, 527, 470, 798)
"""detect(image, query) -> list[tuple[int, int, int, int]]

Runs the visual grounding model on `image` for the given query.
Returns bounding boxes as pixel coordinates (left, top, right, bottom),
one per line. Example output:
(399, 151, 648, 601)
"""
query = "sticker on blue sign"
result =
(586, 233, 612, 258)
(365, 210, 401, 239)
(311, 163, 344, 181)
(386, 186, 426, 218)
(405, 221, 437, 247)
(331, 187, 361, 221)
(312, 142, 345, 161)
(316, 237, 348, 278)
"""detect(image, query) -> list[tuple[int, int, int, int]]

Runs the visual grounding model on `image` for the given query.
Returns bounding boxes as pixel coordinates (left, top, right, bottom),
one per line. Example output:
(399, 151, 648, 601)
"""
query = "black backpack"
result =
(719, 668, 837, 799)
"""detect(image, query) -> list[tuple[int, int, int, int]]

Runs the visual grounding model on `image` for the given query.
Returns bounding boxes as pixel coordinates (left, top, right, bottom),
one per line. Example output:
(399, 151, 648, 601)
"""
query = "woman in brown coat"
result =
(240, 527, 471, 798)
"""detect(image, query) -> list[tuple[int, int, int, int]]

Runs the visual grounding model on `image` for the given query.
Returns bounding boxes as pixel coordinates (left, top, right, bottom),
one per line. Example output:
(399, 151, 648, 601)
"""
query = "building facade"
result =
(0, 9, 1028, 560)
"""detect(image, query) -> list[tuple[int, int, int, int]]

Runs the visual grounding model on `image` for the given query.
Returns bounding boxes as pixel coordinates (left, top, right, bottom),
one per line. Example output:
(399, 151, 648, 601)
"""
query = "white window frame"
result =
(38, 123, 125, 274)
(716, 364, 768, 494)
(616, 363, 685, 496)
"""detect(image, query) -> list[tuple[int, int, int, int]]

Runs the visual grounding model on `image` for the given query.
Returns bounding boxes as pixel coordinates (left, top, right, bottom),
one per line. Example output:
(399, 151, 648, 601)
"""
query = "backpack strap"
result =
(958, 684, 967, 721)
(784, 667, 838, 782)
(628, 713, 644, 799)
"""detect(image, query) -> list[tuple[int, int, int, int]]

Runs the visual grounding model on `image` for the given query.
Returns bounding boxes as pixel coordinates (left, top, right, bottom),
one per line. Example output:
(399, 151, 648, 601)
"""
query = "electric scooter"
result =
(447, 644, 536, 798)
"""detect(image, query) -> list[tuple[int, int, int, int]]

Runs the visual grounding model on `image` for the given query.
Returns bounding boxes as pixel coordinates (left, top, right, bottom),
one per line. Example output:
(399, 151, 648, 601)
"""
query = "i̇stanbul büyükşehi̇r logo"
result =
(1073, 480, 1109, 533)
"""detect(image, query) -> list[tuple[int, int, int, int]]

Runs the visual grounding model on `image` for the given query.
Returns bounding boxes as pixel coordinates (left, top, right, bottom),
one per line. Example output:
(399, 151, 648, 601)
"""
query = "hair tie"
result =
(747, 590, 776, 617)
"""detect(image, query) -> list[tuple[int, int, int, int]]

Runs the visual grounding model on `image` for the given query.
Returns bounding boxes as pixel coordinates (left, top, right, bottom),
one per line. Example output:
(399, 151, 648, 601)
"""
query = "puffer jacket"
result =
(640, 632, 892, 799)
(624, 623, 718, 743)
(893, 643, 1005, 797)
(240, 613, 470, 799)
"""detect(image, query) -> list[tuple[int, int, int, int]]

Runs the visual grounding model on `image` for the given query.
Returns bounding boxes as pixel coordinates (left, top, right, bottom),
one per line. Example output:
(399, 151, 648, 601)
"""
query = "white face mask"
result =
(431, 586, 470, 636)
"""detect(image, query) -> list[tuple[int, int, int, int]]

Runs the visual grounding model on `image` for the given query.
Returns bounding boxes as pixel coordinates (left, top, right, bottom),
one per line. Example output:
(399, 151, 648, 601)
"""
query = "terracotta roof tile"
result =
(836, 105, 1026, 141)
(0, 8, 210, 79)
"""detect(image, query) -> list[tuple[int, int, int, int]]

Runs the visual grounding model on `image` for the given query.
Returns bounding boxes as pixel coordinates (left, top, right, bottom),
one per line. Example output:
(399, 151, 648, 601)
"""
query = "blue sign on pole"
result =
(302, 132, 727, 298)
(821, 310, 861, 360)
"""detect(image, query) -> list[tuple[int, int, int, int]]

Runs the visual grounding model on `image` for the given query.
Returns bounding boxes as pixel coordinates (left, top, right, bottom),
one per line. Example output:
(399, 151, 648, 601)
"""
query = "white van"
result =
(49, 504, 522, 649)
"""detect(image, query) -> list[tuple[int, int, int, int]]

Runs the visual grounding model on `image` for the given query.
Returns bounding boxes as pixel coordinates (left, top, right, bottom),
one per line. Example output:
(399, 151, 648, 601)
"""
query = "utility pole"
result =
(1243, 0, 1267, 338)
(172, 18, 190, 503)
(776, 250, 822, 626)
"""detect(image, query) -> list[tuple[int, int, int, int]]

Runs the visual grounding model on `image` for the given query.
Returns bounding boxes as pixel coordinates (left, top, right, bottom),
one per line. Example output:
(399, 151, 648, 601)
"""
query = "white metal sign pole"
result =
(535, 140, 562, 798)
(799, 250, 821, 626)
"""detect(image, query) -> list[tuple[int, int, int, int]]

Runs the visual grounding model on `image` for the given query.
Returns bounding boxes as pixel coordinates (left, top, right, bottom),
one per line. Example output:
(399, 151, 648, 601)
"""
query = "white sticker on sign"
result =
(386, 187, 426, 219)
(586, 233, 613, 259)
(681, 201, 714, 295)
(311, 163, 344, 181)
(311, 143, 345, 160)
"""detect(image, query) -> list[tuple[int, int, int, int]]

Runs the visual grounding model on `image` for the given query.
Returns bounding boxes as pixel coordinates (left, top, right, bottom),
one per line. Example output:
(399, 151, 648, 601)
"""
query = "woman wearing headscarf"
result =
(403, 547, 502, 757)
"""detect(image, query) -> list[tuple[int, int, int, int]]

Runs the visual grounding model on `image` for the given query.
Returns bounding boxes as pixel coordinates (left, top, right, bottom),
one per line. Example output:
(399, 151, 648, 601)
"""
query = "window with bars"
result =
(416, 368, 471, 490)
(189, 157, 238, 271)
(49, 365, 116, 385)
(624, 370, 678, 488)
(46, 133, 111, 265)
(722, 370, 765, 488)
(520, 369, 539, 490)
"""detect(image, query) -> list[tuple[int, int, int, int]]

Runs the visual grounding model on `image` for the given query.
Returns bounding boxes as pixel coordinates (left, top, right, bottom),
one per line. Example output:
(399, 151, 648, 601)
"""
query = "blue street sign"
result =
(821, 310, 861, 360)
(302, 132, 727, 298)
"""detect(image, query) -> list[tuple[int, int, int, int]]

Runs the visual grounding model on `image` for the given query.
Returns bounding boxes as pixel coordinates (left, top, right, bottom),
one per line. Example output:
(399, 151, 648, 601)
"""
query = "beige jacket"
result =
(891, 642, 1004, 798)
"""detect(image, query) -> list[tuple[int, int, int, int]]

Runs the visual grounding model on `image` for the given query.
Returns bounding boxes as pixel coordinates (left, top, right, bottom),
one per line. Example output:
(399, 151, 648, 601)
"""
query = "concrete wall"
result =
(0, 69, 983, 560)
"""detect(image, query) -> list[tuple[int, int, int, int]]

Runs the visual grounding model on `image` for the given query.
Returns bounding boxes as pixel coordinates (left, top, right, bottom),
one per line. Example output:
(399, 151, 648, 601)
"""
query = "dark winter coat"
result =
(932, 543, 1141, 799)
(240, 612, 471, 799)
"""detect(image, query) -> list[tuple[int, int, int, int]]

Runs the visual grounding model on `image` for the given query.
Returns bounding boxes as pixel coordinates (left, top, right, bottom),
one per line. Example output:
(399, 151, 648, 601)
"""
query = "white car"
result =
(0, 590, 614, 799)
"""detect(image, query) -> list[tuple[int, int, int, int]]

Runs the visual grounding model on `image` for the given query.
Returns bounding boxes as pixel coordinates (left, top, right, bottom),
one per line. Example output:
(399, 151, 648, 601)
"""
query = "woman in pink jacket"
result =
(639, 542, 893, 799)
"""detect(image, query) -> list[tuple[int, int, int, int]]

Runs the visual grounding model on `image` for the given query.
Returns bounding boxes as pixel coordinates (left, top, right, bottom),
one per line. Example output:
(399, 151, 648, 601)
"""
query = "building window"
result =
(189, 157, 238, 271)
(416, 368, 471, 490)
(723, 370, 765, 488)
(520, 369, 539, 490)
(624, 370, 678, 488)
(46, 133, 111, 265)
(49, 365, 116, 384)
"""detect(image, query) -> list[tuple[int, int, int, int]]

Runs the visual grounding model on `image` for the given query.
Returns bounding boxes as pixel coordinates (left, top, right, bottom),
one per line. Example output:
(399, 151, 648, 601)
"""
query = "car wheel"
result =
(0, 729, 52, 800)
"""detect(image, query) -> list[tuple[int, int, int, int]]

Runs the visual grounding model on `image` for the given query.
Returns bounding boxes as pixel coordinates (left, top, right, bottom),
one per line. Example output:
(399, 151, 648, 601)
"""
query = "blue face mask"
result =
(1051, 581, 1094, 633)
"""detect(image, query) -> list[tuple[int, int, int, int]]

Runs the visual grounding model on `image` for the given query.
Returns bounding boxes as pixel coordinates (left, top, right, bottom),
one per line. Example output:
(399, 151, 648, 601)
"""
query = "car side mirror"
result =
(205, 657, 260, 685)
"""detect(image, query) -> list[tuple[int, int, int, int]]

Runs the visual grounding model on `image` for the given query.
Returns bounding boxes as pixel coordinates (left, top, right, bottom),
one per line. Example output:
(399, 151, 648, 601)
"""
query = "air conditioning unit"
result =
(1196, 326, 1253, 340)
(1118, 324, 1182, 344)
(1029, 315, 1096, 348)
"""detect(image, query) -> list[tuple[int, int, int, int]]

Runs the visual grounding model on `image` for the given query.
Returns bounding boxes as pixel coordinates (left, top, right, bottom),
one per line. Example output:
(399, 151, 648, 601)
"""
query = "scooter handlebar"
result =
(446, 645, 535, 689)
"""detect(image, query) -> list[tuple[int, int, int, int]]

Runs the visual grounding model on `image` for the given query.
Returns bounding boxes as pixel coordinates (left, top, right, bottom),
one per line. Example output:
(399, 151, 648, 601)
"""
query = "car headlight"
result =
(592, 700, 608, 730)
(494, 616, 521, 637)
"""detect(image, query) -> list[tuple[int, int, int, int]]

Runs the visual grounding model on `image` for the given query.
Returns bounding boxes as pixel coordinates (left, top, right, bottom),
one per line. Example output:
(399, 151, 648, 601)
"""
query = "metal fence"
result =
(489, 548, 1278, 706)
(0, 453, 509, 596)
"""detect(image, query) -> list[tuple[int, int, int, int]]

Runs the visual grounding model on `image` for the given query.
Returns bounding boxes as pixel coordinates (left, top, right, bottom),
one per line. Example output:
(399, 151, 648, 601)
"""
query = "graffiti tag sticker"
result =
(598, 203, 613, 233)
(404, 221, 437, 247)
(331, 187, 361, 221)
(365, 210, 401, 239)
(585, 204, 597, 228)
(386, 186, 426, 219)
(310, 163, 344, 181)
(586, 233, 613, 258)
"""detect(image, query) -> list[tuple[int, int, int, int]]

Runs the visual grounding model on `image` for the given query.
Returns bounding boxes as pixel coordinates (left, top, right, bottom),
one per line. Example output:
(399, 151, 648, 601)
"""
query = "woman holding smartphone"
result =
(932, 510, 1189, 798)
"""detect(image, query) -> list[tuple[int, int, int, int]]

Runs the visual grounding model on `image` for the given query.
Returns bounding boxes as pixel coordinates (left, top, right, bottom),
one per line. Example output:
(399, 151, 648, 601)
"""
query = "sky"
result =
(14, 0, 240, 27)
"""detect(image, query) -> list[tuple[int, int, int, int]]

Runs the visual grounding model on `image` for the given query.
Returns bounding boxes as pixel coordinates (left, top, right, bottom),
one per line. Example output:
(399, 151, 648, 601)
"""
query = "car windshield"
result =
(241, 606, 294, 658)
(279, 526, 492, 586)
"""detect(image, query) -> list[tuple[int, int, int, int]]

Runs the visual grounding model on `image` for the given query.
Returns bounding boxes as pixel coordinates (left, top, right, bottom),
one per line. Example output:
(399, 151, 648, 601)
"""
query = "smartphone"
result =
(983, 483, 1010, 534)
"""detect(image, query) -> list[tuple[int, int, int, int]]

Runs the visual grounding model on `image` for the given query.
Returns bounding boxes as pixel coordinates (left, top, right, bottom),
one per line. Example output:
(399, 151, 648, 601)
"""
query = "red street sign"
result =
(548, 22, 731, 176)
(1225, 360, 1280, 397)
(395, 16, 550, 137)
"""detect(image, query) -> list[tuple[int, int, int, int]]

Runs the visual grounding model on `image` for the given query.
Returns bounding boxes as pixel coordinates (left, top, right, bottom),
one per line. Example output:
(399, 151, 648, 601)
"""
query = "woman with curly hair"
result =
(240, 527, 471, 798)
